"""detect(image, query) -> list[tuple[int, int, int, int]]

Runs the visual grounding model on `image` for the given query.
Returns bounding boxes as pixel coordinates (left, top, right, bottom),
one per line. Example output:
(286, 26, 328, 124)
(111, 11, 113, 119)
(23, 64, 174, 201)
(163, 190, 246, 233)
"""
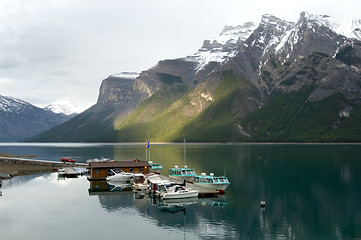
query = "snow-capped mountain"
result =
(184, 22, 258, 72)
(0, 95, 33, 114)
(0, 95, 75, 142)
(44, 102, 80, 116)
(29, 12, 361, 143)
(110, 72, 140, 79)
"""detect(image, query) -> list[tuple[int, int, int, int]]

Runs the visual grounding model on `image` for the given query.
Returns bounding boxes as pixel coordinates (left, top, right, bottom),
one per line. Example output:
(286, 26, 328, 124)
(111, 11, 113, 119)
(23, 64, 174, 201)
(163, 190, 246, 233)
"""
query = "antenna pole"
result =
(184, 138, 186, 167)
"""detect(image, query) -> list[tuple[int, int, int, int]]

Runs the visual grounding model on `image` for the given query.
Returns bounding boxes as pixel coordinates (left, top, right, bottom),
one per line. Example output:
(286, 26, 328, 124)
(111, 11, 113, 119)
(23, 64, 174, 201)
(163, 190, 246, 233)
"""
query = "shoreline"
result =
(0, 161, 56, 177)
(0, 154, 88, 177)
(1, 142, 361, 146)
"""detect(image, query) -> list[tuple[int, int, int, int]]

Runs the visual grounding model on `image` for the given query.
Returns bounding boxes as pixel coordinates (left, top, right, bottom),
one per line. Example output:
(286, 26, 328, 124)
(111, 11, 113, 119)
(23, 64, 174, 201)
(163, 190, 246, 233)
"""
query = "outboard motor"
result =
(180, 179, 186, 186)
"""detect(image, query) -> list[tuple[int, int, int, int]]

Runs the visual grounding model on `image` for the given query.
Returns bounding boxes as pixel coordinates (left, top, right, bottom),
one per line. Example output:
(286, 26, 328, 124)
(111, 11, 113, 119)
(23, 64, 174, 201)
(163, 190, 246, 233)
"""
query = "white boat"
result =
(131, 173, 149, 191)
(86, 157, 110, 163)
(106, 169, 134, 182)
(193, 173, 230, 192)
(158, 183, 199, 199)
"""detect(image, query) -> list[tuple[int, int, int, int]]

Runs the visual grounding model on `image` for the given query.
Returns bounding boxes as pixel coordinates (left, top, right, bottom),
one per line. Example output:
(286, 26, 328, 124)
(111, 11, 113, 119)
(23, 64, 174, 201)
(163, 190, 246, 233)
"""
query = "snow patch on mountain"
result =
(301, 12, 361, 40)
(0, 95, 33, 113)
(185, 22, 258, 72)
(44, 101, 80, 115)
(265, 12, 361, 57)
(110, 72, 140, 79)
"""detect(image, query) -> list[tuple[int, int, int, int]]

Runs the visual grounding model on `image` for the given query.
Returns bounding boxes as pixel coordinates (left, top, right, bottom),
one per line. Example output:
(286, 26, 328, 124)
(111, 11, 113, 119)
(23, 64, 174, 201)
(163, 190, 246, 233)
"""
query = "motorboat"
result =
(106, 169, 134, 182)
(145, 142, 163, 174)
(168, 139, 196, 181)
(149, 161, 163, 174)
(157, 182, 199, 199)
(168, 165, 197, 182)
(193, 173, 230, 192)
(86, 157, 110, 163)
(131, 173, 149, 191)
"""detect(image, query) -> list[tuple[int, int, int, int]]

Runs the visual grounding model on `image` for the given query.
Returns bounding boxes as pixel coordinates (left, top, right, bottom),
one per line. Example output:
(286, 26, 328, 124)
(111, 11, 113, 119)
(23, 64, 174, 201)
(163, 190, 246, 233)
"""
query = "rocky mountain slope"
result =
(29, 12, 361, 142)
(0, 95, 74, 142)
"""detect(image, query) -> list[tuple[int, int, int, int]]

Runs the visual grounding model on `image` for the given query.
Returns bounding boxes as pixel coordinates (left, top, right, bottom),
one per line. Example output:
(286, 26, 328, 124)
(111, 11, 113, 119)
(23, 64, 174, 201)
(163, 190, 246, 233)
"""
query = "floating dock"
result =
(63, 167, 79, 178)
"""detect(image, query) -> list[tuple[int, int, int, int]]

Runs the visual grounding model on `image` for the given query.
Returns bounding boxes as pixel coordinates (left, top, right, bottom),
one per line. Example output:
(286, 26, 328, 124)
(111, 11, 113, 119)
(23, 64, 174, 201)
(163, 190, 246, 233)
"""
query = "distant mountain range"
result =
(29, 12, 361, 142)
(0, 95, 77, 142)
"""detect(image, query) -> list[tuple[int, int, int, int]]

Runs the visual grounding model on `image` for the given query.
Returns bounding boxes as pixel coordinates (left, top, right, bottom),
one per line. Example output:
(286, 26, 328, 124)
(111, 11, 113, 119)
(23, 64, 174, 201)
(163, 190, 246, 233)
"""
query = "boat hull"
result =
(193, 182, 230, 191)
(149, 168, 161, 174)
(106, 174, 133, 182)
(161, 190, 199, 199)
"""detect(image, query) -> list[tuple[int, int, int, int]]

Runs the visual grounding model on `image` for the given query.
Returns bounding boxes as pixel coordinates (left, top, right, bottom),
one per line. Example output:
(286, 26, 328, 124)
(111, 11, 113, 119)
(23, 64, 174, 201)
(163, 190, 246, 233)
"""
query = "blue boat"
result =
(146, 141, 163, 174)
(193, 173, 230, 192)
(168, 139, 196, 181)
(168, 165, 197, 182)
(149, 161, 163, 174)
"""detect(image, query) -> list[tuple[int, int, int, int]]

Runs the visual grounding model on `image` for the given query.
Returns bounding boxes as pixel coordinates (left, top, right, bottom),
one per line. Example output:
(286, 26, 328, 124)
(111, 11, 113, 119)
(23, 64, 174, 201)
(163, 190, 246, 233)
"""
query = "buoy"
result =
(260, 201, 266, 207)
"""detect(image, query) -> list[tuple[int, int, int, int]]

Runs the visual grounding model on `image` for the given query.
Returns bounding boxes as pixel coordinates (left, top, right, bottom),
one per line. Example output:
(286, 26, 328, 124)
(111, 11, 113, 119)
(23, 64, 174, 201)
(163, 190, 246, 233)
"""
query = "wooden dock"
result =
(63, 167, 79, 178)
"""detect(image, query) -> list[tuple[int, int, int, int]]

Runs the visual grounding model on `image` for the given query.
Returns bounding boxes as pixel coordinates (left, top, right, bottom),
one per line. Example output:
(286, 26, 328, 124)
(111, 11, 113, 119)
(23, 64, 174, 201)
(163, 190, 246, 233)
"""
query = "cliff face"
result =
(29, 12, 361, 142)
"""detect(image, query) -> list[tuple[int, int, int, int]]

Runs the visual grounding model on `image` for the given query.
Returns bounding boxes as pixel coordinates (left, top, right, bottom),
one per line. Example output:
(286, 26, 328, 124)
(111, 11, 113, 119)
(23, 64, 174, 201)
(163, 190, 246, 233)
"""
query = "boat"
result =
(131, 173, 149, 191)
(168, 139, 196, 181)
(149, 161, 163, 174)
(86, 157, 110, 163)
(146, 142, 163, 174)
(193, 173, 230, 192)
(168, 165, 197, 182)
(158, 183, 199, 199)
(106, 169, 134, 182)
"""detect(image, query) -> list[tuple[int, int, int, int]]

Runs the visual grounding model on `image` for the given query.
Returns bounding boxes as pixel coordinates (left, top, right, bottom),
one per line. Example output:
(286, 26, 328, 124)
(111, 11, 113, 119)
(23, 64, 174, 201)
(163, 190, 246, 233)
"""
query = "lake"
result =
(0, 143, 361, 239)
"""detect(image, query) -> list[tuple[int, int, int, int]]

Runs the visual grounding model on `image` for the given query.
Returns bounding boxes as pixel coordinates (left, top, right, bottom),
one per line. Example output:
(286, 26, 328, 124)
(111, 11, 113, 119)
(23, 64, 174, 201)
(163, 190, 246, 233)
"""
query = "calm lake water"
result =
(1, 143, 361, 239)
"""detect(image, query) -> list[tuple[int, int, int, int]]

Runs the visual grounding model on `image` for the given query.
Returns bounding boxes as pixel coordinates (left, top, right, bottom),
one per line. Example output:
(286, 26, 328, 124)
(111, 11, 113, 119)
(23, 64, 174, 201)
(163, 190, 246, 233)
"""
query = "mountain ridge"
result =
(0, 95, 75, 142)
(28, 12, 361, 142)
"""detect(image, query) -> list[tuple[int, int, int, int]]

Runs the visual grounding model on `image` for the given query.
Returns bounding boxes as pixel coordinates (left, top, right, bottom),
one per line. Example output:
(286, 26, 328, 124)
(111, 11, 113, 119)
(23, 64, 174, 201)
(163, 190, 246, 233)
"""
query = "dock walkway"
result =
(63, 167, 79, 178)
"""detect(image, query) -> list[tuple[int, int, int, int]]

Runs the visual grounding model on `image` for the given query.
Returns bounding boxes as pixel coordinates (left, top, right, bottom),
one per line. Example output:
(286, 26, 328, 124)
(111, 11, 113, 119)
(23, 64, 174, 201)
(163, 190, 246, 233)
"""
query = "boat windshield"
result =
(200, 178, 213, 183)
(218, 177, 228, 183)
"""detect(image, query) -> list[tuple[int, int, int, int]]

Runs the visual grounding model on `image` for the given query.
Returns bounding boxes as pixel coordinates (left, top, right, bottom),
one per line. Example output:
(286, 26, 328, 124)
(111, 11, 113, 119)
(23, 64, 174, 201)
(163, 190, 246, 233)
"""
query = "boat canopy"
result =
(169, 166, 196, 176)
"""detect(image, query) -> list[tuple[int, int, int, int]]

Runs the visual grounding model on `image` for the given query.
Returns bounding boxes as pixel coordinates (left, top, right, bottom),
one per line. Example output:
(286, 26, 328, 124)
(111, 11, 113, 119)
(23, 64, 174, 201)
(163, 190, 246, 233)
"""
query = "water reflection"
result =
(1, 144, 361, 239)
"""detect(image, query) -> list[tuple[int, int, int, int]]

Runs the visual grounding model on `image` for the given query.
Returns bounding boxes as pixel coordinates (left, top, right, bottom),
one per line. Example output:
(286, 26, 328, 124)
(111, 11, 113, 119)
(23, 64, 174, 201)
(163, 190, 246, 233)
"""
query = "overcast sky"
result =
(0, 0, 360, 112)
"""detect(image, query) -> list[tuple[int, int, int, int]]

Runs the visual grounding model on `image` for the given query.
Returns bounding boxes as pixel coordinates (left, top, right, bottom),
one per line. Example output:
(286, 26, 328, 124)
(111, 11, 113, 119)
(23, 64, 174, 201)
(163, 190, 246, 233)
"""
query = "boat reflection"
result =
(199, 195, 230, 207)
(156, 197, 198, 214)
(88, 180, 132, 195)
(107, 181, 132, 192)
